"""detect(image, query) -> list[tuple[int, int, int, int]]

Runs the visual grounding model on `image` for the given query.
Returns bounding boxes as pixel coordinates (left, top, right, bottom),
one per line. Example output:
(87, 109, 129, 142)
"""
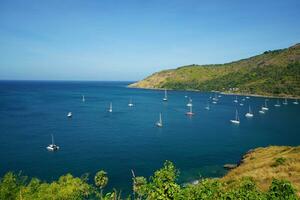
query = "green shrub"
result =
(271, 157, 287, 167)
(267, 179, 298, 200)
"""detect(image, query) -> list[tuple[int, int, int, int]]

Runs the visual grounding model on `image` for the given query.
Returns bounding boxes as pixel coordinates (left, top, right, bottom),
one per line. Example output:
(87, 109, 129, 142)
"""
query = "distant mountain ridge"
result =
(129, 43, 300, 97)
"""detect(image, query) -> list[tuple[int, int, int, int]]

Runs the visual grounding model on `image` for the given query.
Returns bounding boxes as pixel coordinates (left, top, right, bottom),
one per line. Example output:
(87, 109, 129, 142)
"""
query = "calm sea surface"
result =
(0, 81, 300, 192)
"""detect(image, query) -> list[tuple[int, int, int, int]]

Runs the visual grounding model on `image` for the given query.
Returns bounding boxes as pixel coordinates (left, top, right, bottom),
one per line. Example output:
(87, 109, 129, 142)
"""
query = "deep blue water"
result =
(0, 81, 300, 193)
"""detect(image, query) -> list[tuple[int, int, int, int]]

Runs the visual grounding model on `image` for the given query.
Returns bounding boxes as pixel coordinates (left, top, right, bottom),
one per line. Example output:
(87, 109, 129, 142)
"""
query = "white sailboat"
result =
(47, 134, 59, 151)
(293, 99, 299, 105)
(163, 89, 168, 101)
(128, 98, 134, 107)
(156, 113, 163, 127)
(230, 109, 240, 124)
(245, 105, 254, 117)
(82, 95, 85, 102)
(233, 96, 238, 103)
(259, 105, 265, 114)
(239, 103, 244, 106)
(67, 112, 72, 118)
(186, 104, 194, 115)
(262, 100, 269, 110)
(212, 94, 218, 101)
(283, 98, 288, 105)
(205, 102, 210, 110)
(274, 99, 281, 107)
(246, 96, 250, 99)
(108, 102, 113, 113)
(187, 98, 192, 107)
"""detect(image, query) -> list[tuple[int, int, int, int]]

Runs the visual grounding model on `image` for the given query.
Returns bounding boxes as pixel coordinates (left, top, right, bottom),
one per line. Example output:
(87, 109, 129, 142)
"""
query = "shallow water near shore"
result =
(0, 81, 300, 193)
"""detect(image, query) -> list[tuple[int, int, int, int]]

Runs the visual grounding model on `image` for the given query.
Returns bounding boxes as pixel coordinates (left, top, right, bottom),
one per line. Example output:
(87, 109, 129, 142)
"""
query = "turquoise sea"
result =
(0, 81, 299, 193)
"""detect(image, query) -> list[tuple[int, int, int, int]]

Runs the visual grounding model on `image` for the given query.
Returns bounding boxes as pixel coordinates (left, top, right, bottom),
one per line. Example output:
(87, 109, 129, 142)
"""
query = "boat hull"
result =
(156, 122, 162, 127)
(230, 120, 240, 124)
(186, 112, 194, 115)
(245, 113, 253, 117)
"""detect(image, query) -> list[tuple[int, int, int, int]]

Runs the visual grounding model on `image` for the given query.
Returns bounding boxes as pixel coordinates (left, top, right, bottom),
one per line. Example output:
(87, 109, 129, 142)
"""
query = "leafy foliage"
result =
(139, 160, 180, 199)
(267, 179, 298, 200)
(95, 170, 109, 189)
(0, 161, 299, 199)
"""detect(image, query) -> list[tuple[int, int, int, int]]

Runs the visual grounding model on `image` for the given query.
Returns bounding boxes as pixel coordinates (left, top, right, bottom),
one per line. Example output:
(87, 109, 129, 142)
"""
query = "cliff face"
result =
(129, 44, 300, 97)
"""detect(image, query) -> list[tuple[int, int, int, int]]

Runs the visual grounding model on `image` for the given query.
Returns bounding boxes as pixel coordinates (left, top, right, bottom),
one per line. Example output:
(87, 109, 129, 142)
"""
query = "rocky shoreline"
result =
(128, 84, 300, 99)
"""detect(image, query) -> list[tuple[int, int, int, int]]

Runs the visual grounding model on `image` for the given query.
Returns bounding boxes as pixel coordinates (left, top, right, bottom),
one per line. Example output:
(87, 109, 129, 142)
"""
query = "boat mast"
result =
(159, 113, 162, 125)
(165, 89, 167, 99)
(51, 134, 54, 145)
(265, 100, 268, 108)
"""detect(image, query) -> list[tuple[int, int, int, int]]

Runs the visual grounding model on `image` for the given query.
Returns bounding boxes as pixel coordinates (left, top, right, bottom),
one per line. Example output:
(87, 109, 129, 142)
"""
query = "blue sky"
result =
(0, 0, 299, 81)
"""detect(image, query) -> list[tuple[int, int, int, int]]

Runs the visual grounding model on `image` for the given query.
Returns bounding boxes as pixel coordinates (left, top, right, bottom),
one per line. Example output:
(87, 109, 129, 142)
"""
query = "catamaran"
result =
(82, 95, 85, 102)
(245, 105, 254, 117)
(47, 134, 59, 151)
(108, 102, 113, 112)
(163, 89, 168, 101)
(67, 112, 72, 118)
(128, 98, 134, 107)
(156, 113, 163, 127)
(274, 99, 281, 107)
(233, 96, 238, 103)
(230, 109, 240, 124)
(283, 98, 288, 105)
(262, 100, 269, 110)
(186, 104, 194, 115)
(293, 99, 299, 105)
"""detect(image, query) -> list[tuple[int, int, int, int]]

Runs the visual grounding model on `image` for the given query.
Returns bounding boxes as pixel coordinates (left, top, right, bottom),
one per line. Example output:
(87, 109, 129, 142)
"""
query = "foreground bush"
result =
(0, 161, 298, 200)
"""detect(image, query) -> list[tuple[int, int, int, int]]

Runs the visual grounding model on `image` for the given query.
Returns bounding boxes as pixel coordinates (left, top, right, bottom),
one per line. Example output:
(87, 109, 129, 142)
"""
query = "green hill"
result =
(129, 43, 300, 98)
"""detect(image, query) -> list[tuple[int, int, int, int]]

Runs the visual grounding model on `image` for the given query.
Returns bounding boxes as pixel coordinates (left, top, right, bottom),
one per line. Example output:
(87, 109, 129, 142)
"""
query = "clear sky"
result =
(0, 0, 299, 81)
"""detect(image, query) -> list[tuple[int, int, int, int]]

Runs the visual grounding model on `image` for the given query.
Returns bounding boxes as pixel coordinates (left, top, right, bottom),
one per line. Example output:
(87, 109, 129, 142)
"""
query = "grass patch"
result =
(221, 146, 300, 195)
(271, 157, 287, 167)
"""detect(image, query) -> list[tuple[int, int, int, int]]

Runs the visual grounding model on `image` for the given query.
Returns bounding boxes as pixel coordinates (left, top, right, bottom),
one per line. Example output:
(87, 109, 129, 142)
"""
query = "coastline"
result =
(186, 145, 300, 195)
(128, 84, 300, 99)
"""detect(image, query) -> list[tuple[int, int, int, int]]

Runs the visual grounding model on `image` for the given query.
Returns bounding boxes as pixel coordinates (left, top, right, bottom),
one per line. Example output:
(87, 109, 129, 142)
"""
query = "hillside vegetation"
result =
(1, 146, 299, 199)
(221, 146, 300, 195)
(129, 44, 300, 97)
